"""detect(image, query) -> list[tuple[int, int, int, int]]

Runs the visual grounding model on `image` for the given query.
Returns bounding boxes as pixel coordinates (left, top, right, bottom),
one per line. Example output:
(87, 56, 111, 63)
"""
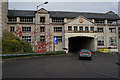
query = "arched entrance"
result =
(68, 36, 94, 53)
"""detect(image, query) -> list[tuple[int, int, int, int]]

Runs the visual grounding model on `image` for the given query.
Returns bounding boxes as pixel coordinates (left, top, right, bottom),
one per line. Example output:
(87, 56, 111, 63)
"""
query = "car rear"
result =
(79, 49, 92, 60)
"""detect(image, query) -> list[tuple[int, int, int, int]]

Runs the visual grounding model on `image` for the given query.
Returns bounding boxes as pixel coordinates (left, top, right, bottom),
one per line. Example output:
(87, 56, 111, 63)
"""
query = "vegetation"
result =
(2, 31, 33, 54)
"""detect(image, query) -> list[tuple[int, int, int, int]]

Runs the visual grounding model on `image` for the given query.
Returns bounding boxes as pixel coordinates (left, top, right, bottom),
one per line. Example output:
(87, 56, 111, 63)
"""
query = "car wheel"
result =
(89, 57, 92, 60)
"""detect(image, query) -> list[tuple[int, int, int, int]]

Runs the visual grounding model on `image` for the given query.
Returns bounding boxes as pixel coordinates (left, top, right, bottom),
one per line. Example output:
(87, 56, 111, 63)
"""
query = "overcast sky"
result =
(8, 2, 119, 14)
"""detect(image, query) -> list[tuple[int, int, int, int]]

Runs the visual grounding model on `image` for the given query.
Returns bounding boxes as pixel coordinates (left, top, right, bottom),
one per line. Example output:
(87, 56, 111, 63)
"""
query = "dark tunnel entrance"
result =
(68, 36, 94, 53)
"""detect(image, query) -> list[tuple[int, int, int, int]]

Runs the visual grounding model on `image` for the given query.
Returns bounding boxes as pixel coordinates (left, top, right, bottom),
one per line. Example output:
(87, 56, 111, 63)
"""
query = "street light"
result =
(35, 2, 48, 52)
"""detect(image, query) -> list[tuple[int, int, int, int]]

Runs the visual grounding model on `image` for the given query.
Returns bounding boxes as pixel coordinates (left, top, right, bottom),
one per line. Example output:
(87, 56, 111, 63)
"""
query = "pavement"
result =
(2, 53, 119, 78)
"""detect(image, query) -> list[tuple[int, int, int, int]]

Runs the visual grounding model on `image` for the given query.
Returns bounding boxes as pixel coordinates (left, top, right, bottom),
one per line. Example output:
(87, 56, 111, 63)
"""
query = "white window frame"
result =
(74, 26, 78, 31)
(22, 36, 31, 42)
(54, 27, 62, 32)
(40, 36, 45, 42)
(8, 17, 17, 22)
(109, 28, 116, 33)
(97, 37, 104, 46)
(79, 26, 83, 31)
(22, 27, 31, 32)
(20, 17, 33, 22)
(97, 28, 104, 32)
(54, 36, 62, 42)
(68, 26, 72, 31)
(109, 37, 116, 46)
(10, 26, 15, 32)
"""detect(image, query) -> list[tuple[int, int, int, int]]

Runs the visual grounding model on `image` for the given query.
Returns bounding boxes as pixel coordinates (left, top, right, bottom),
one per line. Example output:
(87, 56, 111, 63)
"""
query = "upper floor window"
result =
(40, 36, 45, 42)
(109, 37, 116, 46)
(85, 27, 89, 31)
(107, 20, 117, 24)
(40, 26, 45, 32)
(68, 26, 72, 31)
(79, 26, 83, 31)
(95, 20, 105, 24)
(74, 26, 78, 31)
(97, 28, 103, 32)
(22, 27, 31, 32)
(20, 17, 33, 22)
(8, 17, 17, 22)
(109, 28, 116, 33)
(22, 36, 31, 42)
(90, 27, 94, 31)
(40, 17, 45, 23)
(52, 18, 64, 23)
(54, 36, 62, 42)
(54, 27, 62, 32)
(97, 37, 104, 46)
(10, 26, 15, 32)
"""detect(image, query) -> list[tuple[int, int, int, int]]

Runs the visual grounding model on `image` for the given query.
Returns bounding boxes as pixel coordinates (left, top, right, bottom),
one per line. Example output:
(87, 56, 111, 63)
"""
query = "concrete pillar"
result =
(50, 18, 52, 23)
(65, 37, 69, 53)
(92, 19, 95, 23)
(64, 18, 67, 23)
(17, 17, 19, 22)
(94, 36, 98, 51)
(105, 19, 107, 24)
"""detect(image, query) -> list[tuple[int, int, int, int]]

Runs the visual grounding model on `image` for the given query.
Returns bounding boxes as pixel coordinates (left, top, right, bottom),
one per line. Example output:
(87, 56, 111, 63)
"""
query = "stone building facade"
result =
(7, 8, 120, 53)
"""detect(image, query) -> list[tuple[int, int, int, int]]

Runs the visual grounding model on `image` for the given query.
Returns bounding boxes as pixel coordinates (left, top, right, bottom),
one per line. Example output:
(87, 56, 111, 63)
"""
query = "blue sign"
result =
(54, 37, 57, 44)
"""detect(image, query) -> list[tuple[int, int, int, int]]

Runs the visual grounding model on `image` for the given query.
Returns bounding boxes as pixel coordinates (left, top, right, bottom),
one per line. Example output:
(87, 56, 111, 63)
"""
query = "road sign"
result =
(54, 37, 57, 44)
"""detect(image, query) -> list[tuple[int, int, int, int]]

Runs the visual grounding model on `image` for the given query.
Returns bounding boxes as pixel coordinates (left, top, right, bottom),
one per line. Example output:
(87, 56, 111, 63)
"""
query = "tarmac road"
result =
(2, 53, 119, 78)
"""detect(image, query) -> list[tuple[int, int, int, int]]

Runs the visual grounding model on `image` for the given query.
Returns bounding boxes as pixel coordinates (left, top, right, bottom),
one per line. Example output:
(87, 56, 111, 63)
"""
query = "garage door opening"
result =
(68, 36, 94, 53)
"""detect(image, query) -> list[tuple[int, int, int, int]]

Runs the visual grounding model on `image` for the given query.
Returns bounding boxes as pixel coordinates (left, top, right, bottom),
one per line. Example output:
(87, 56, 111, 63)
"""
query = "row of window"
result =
(94, 20, 117, 24)
(22, 36, 62, 42)
(8, 17, 118, 24)
(10, 26, 116, 33)
(68, 26, 94, 31)
(22, 36, 116, 46)
(97, 37, 116, 46)
(10, 26, 63, 32)
(68, 26, 116, 33)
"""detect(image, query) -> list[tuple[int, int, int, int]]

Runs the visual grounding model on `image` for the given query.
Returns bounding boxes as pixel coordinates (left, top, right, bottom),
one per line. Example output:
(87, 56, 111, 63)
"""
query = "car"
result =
(79, 49, 92, 60)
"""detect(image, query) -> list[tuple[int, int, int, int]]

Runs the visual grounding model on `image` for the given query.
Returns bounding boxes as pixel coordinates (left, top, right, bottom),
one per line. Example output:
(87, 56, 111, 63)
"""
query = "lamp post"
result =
(35, 2, 48, 52)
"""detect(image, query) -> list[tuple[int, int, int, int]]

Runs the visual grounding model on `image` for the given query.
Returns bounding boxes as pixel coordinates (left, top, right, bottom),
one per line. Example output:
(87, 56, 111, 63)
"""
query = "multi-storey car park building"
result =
(7, 8, 120, 53)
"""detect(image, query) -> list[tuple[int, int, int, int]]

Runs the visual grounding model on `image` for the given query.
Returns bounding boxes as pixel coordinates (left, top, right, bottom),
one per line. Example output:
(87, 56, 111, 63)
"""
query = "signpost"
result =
(54, 37, 57, 51)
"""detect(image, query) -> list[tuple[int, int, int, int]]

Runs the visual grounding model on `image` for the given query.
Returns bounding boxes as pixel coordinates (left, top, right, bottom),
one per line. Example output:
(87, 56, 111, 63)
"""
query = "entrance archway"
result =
(68, 36, 94, 53)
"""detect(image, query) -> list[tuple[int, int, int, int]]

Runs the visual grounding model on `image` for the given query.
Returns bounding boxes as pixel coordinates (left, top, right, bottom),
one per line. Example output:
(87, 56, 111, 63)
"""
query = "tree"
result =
(2, 31, 33, 54)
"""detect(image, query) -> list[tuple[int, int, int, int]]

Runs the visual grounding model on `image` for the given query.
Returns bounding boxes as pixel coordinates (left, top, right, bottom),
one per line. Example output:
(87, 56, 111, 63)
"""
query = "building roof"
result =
(8, 10, 36, 17)
(8, 10, 120, 20)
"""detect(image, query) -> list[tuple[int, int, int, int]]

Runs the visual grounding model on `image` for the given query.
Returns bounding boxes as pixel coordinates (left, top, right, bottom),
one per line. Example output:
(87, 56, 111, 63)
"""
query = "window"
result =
(97, 37, 104, 46)
(22, 27, 31, 32)
(107, 20, 117, 24)
(8, 17, 17, 22)
(85, 27, 89, 31)
(79, 26, 83, 31)
(90, 27, 94, 31)
(40, 36, 45, 42)
(95, 20, 105, 24)
(68, 26, 72, 31)
(110, 37, 116, 46)
(20, 17, 33, 22)
(54, 36, 62, 42)
(74, 26, 78, 31)
(54, 27, 62, 32)
(40, 17, 45, 23)
(22, 36, 31, 42)
(109, 28, 116, 33)
(10, 26, 15, 32)
(40, 26, 45, 32)
(97, 28, 104, 32)
(52, 18, 64, 23)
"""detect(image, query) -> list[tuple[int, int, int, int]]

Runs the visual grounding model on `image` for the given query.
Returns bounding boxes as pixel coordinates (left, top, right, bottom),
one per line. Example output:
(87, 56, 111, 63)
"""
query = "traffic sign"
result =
(54, 37, 57, 44)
